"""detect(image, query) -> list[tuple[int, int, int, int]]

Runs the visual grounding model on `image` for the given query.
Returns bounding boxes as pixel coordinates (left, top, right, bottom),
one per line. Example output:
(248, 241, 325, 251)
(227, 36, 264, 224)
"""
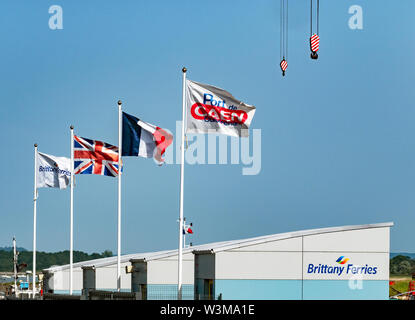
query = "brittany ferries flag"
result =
(36, 152, 71, 189)
(185, 80, 256, 137)
(122, 112, 173, 164)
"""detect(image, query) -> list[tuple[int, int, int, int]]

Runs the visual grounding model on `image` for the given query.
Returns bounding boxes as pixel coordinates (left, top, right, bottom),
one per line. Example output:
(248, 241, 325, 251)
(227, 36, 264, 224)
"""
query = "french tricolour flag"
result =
(183, 225, 193, 235)
(122, 112, 173, 164)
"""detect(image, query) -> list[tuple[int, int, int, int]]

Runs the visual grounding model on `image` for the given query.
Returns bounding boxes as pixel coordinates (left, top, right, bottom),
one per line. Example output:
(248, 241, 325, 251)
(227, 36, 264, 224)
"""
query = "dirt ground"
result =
(390, 276, 412, 281)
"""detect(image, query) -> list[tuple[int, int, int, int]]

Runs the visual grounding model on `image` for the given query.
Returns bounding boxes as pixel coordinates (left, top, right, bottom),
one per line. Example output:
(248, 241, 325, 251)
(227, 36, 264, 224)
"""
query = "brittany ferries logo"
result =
(307, 257, 378, 276)
(336, 256, 349, 265)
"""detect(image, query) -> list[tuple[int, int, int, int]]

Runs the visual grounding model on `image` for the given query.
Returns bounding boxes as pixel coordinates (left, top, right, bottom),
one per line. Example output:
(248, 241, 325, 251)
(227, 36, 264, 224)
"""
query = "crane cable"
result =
(310, 0, 320, 59)
(280, 0, 288, 76)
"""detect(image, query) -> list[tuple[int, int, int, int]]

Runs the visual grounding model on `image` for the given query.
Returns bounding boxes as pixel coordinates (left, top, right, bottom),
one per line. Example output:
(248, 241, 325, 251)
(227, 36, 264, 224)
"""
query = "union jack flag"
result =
(74, 135, 121, 177)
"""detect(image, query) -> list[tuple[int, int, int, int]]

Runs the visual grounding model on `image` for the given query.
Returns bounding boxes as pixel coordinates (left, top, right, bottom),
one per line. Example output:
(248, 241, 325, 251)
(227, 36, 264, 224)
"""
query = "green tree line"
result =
(0, 250, 113, 272)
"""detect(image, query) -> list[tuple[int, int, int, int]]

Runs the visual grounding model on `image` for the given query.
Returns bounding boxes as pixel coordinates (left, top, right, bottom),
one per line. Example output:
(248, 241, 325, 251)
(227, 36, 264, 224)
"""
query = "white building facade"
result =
(193, 222, 392, 300)
(43, 222, 392, 300)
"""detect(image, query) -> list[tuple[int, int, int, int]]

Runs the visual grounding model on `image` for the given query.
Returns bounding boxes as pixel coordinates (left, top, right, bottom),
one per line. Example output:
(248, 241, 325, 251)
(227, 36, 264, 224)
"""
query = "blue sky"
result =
(0, 0, 414, 254)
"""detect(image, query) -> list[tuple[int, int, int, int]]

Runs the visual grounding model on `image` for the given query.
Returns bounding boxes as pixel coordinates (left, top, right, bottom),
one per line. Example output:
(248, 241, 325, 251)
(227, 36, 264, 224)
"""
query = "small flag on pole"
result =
(73, 136, 121, 177)
(185, 79, 256, 137)
(36, 152, 71, 189)
(122, 112, 173, 164)
(183, 224, 193, 235)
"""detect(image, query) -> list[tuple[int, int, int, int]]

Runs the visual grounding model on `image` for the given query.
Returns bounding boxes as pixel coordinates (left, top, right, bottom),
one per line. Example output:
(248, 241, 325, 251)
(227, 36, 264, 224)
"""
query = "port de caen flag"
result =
(185, 79, 256, 137)
(122, 112, 173, 164)
(36, 151, 71, 189)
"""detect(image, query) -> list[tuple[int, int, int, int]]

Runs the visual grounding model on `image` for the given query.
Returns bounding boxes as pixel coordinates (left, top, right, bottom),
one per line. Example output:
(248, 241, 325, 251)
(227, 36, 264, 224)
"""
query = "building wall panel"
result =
(303, 227, 390, 252)
(215, 251, 302, 280)
(147, 255, 194, 285)
(229, 237, 302, 252)
(215, 280, 302, 300)
(95, 262, 131, 291)
(50, 269, 83, 294)
(303, 280, 389, 300)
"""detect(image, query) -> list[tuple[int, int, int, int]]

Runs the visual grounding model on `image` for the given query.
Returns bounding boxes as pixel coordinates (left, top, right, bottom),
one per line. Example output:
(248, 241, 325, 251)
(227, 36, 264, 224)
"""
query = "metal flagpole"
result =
(70, 125, 74, 295)
(33, 143, 38, 298)
(178, 67, 187, 300)
(183, 218, 186, 249)
(13, 237, 17, 297)
(117, 100, 122, 291)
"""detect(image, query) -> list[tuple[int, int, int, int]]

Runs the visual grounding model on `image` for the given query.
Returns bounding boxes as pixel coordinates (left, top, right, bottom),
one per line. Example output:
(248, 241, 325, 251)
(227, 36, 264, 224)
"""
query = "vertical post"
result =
(183, 218, 186, 249)
(33, 143, 38, 298)
(178, 67, 187, 300)
(13, 237, 17, 297)
(70, 125, 74, 295)
(117, 100, 123, 292)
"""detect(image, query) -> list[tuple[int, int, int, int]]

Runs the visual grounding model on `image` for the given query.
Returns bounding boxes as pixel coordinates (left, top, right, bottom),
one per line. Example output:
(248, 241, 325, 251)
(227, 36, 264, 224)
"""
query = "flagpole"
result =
(13, 237, 17, 297)
(178, 67, 187, 300)
(183, 217, 186, 249)
(117, 100, 122, 292)
(33, 143, 38, 298)
(70, 125, 74, 295)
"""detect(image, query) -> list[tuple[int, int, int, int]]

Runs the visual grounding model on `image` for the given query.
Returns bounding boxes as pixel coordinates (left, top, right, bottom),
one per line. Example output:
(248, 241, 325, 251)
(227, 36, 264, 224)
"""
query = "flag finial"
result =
(34, 143, 38, 147)
(182, 67, 187, 73)
(70, 125, 74, 130)
(118, 100, 122, 106)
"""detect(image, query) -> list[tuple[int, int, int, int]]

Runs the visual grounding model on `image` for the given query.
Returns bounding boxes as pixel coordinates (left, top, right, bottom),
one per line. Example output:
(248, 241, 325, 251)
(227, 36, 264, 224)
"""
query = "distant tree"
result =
(390, 255, 415, 275)
(391, 255, 412, 264)
(398, 261, 412, 275)
(0, 249, 118, 271)
(390, 263, 400, 275)
(102, 250, 113, 257)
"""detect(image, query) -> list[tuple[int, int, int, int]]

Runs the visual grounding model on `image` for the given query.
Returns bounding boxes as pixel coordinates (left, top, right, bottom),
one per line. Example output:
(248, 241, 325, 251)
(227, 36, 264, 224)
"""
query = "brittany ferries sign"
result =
(303, 254, 387, 280)
(307, 256, 378, 277)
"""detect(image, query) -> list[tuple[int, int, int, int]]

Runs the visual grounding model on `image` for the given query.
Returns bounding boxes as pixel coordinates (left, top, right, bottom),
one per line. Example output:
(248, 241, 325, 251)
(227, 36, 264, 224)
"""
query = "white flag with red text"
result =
(185, 80, 256, 137)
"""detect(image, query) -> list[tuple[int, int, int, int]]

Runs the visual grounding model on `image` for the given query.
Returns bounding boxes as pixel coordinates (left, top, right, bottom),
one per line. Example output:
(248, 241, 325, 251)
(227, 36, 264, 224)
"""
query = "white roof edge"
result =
(80, 250, 174, 269)
(130, 240, 237, 263)
(43, 252, 158, 272)
(193, 222, 394, 254)
(43, 241, 235, 272)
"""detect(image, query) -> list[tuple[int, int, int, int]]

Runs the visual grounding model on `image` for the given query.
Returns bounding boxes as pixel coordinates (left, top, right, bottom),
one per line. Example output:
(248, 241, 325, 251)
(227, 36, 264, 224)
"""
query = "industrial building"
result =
(193, 222, 392, 300)
(42, 222, 392, 300)
(128, 241, 236, 299)
(42, 253, 141, 294)
(42, 243, 232, 295)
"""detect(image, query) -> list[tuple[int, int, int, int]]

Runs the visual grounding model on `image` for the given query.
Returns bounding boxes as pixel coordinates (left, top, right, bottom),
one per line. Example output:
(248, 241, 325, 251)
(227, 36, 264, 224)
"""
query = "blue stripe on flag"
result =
(74, 140, 83, 148)
(104, 166, 114, 177)
(74, 160, 93, 174)
(122, 112, 142, 157)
